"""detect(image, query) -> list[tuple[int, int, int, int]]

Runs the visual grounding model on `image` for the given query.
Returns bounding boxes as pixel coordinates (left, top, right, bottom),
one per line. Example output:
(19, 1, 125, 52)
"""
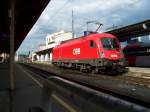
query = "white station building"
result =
(31, 31, 73, 63)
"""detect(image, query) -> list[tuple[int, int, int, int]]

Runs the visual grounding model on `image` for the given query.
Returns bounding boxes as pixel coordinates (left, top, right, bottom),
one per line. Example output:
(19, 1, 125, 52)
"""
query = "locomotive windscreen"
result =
(101, 38, 119, 50)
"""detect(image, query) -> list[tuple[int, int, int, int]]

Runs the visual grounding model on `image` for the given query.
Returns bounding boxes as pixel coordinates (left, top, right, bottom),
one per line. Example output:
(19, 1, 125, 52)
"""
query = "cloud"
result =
(18, 0, 150, 54)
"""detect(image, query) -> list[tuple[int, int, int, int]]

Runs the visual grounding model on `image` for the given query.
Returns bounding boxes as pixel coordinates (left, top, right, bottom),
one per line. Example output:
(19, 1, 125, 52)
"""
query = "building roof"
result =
(106, 20, 150, 42)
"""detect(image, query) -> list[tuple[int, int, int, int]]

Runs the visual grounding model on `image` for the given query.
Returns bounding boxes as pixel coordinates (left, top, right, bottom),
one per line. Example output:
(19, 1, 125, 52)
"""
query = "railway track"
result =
(20, 63, 150, 111)
(27, 62, 150, 88)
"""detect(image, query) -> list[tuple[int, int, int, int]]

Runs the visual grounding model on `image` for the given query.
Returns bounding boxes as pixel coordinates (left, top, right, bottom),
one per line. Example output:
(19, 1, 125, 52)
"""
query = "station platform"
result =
(0, 63, 10, 112)
(0, 63, 66, 112)
(128, 67, 150, 74)
(1, 62, 149, 112)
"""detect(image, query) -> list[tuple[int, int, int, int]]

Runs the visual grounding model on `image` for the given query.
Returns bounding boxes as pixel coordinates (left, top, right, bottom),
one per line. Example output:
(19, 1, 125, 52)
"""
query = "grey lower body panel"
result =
(52, 58, 127, 67)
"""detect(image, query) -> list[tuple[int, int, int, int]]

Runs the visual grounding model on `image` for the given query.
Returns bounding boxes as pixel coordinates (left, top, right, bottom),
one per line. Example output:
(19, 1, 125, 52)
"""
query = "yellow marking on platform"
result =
(18, 65, 43, 88)
(52, 94, 77, 112)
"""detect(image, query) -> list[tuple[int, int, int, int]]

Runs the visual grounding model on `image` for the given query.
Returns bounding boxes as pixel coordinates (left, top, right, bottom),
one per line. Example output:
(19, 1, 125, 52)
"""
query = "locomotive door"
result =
(58, 46, 62, 61)
(88, 40, 99, 59)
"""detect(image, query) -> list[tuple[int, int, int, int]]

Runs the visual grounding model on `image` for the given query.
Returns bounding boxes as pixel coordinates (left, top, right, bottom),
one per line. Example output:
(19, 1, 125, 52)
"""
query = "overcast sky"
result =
(17, 0, 150, 54)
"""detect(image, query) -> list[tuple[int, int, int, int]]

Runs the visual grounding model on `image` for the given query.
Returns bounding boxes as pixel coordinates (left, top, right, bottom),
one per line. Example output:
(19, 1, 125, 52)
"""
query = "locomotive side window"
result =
(101, 38, 119, 50)
(90, 40, 96, 48)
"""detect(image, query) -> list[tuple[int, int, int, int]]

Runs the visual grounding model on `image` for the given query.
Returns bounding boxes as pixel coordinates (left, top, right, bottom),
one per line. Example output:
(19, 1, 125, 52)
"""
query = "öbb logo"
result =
(73, 48, 80, 55)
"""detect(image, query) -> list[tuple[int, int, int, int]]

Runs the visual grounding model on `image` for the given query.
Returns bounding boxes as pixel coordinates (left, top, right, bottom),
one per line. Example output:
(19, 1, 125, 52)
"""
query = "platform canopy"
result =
(0, 0, 50, 53)
(106, 20, 150, 42)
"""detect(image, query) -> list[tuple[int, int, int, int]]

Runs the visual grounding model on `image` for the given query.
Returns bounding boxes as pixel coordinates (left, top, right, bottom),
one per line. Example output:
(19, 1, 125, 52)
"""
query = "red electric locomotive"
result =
(52, 32, 127, 73)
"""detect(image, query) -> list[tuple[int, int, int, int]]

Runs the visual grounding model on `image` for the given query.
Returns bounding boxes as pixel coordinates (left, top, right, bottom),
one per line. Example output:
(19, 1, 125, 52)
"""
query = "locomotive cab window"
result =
(101, 38, 119, 50)
(90, 40, 96, 48)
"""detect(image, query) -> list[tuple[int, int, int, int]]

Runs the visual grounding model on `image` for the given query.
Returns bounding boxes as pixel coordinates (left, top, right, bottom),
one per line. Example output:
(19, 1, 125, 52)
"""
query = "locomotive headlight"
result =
(100, 52, 105, 58)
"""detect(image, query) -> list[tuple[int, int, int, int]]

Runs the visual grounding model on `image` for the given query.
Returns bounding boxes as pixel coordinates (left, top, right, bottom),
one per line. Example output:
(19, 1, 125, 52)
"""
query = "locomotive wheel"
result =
(117, 67, 129, 74)
(92, 67, 99, 74)
(80, 65, 90, 73)
(80, 66, 86, 72)
(80, 65, 83, 72)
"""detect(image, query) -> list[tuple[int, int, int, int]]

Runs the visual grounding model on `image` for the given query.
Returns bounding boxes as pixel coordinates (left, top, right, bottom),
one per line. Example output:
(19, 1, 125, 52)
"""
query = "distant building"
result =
(0, 53, 9, 63)
(36, 44, 46, 52)
(32, 31, 73, 63)
(46, 30, 73, 46)
(15, 53, 28, 62)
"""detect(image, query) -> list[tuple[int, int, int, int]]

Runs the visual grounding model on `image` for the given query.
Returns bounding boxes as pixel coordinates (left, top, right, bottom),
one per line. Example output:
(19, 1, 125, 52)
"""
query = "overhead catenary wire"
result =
(46, 0, 70, 24)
